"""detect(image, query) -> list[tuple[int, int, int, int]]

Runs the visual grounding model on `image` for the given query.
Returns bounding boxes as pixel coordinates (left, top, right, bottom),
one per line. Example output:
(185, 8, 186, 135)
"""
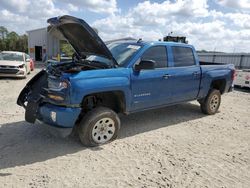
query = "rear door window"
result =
(141, 46, 168, 68)
(172, 47, 195, 67)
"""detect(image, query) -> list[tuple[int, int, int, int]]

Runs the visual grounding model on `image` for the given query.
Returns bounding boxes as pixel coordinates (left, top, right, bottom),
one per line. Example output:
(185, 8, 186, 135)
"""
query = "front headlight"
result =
(46, 77, 70, 102)
(19, 64, 25, 68)
(48, 78, 70, 91)
(59, 80, 69, 89)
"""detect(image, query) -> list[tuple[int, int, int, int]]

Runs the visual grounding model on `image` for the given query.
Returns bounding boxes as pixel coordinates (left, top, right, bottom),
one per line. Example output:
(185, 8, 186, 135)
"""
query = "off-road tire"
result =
(78, 107, 120, 147)
(200, 89, 221, 115)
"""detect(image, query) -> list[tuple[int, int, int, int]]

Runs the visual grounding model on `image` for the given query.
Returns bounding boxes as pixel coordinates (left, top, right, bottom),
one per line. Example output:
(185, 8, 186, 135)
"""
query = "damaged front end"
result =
(17, 65, 81, 128)
(17, 70, 48, 123)
(17, 60, 111, 128)
(17, 15, 118, 129)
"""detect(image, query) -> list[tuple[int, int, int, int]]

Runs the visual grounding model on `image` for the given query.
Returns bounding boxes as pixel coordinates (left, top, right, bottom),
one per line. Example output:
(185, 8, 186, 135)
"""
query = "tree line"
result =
(0, 26, 28, 53)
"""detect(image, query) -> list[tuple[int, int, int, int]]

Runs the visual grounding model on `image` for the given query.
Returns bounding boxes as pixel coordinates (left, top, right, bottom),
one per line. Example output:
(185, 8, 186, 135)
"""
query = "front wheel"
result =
(78, 107, 120, 147)
(200, 89, 221, 115)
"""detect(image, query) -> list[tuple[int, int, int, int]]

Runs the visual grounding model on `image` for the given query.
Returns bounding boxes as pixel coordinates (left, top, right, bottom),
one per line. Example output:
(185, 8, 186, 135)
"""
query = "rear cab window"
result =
(141, 46, 168, 68)
(172, 46, 195, 67)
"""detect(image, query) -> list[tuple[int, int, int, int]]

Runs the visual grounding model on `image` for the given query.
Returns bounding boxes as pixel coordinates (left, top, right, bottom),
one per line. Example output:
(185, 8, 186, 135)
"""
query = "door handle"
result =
(193, 72, 199, 76)
(163, 74, 172, 79)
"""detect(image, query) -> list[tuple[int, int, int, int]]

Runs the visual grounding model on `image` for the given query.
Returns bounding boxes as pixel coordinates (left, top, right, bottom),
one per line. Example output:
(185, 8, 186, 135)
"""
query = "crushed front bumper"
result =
(17, 69, 81, 129)
(37, 103, 81, 128)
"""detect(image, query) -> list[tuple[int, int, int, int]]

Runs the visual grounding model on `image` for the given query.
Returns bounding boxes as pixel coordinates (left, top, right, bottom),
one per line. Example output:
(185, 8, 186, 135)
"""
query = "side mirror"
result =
(134, 60, 155, 71)
(26, 58, 30, 62)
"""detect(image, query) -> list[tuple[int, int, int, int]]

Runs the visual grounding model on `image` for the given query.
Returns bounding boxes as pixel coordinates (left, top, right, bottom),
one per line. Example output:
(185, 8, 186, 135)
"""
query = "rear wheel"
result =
(200, 89, 221, 115)
(78, 107, 120, 147)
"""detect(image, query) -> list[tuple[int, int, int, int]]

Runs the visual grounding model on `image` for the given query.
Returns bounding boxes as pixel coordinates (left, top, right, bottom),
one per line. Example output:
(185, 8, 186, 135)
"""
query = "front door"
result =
(131, 46, 172, 111)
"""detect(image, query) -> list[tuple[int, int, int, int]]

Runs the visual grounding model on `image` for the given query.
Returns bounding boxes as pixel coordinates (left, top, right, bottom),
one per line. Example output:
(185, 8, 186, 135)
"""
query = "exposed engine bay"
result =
(47, 60, 110, 77)
(17, 14, 118, 124)
(17, 55, 112, 119)
(47, 54, 113, 77)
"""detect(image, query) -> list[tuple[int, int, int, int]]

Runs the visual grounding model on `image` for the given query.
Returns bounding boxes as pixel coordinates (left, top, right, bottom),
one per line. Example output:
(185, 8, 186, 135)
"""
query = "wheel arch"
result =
(210, 79, 226, 94)
(81, 90, 127, 114)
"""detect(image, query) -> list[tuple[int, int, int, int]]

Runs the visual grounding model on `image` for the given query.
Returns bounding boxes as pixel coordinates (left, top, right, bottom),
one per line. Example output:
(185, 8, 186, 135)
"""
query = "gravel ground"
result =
(0, 69, 250, 188)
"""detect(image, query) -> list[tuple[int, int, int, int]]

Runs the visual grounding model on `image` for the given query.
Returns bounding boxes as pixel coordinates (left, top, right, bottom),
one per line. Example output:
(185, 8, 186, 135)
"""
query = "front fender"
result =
(70, 76, 131, 110)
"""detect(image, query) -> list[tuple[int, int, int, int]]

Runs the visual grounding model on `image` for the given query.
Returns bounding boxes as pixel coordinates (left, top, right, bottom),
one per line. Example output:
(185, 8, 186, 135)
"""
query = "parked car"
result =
(234, 69, 250, 88)
(0, 51, 31, 78)
(17, 15, 235, 147)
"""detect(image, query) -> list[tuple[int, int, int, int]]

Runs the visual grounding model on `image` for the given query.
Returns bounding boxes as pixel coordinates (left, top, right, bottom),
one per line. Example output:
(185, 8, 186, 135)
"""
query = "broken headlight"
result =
(48, 78, 70, 91)
(19, 64, 25, 68)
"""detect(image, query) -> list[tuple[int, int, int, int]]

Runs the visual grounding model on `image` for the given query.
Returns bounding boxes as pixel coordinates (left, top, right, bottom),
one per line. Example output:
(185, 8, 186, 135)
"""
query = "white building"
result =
(27, 27, 61, 62)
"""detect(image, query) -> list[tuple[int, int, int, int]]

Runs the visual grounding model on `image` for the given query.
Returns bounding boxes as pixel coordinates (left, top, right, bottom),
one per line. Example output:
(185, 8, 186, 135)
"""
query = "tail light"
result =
(232, 69, 236, 81)
(246, 75, 250, 80)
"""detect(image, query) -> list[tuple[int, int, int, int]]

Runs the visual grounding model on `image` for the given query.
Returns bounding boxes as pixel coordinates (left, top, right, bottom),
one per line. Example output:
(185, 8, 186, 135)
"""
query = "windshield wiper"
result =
(90, 60, 113, 68)
(77, 59, 110, 69)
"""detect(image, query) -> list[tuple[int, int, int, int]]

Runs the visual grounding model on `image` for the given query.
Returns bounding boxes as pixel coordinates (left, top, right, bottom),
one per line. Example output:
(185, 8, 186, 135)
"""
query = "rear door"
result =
(131, 45, 172, 111)
(168, 46, 201, 103)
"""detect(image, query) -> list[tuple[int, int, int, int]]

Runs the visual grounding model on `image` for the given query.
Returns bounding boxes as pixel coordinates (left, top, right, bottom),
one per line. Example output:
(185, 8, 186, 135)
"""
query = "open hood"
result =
(47, 15, 118, 66)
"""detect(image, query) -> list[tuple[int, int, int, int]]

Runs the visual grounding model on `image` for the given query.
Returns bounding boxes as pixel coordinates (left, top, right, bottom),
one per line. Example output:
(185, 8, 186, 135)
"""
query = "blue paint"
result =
(18, 16, 235, 131)
(37, 42, 234, 128)
(38, 104, 81, 128)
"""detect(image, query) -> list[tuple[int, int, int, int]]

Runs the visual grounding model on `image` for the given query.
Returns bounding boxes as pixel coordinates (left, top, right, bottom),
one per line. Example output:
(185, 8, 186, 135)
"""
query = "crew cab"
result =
(17, 15, 235, 147)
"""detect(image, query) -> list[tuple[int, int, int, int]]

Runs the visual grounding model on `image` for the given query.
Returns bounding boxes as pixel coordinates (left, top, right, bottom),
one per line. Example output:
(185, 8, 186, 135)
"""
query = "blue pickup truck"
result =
(17, 15, 235, 147)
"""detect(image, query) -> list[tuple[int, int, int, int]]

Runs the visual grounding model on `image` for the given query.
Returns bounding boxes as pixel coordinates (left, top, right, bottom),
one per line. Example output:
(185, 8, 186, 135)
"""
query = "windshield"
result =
(0, 52, 23, 61)
(107, 43, 142, 66)
(86, 55, 111, 65)
(85, 43, 142, 67)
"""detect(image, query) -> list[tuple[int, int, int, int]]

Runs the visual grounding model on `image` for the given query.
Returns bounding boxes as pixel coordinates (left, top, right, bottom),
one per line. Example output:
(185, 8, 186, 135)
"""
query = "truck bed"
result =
(199, 61, 226, 65)
(200, 61, 234, 71)
(197, 61, 235, 99)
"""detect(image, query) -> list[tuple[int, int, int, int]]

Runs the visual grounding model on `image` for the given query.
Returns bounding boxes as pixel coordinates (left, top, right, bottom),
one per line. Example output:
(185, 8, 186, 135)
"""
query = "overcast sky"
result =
(0, 0, 250, 52)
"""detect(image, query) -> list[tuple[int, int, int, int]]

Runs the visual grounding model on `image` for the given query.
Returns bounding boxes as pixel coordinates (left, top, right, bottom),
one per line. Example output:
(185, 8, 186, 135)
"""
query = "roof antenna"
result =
(137, 38, 142, 43)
